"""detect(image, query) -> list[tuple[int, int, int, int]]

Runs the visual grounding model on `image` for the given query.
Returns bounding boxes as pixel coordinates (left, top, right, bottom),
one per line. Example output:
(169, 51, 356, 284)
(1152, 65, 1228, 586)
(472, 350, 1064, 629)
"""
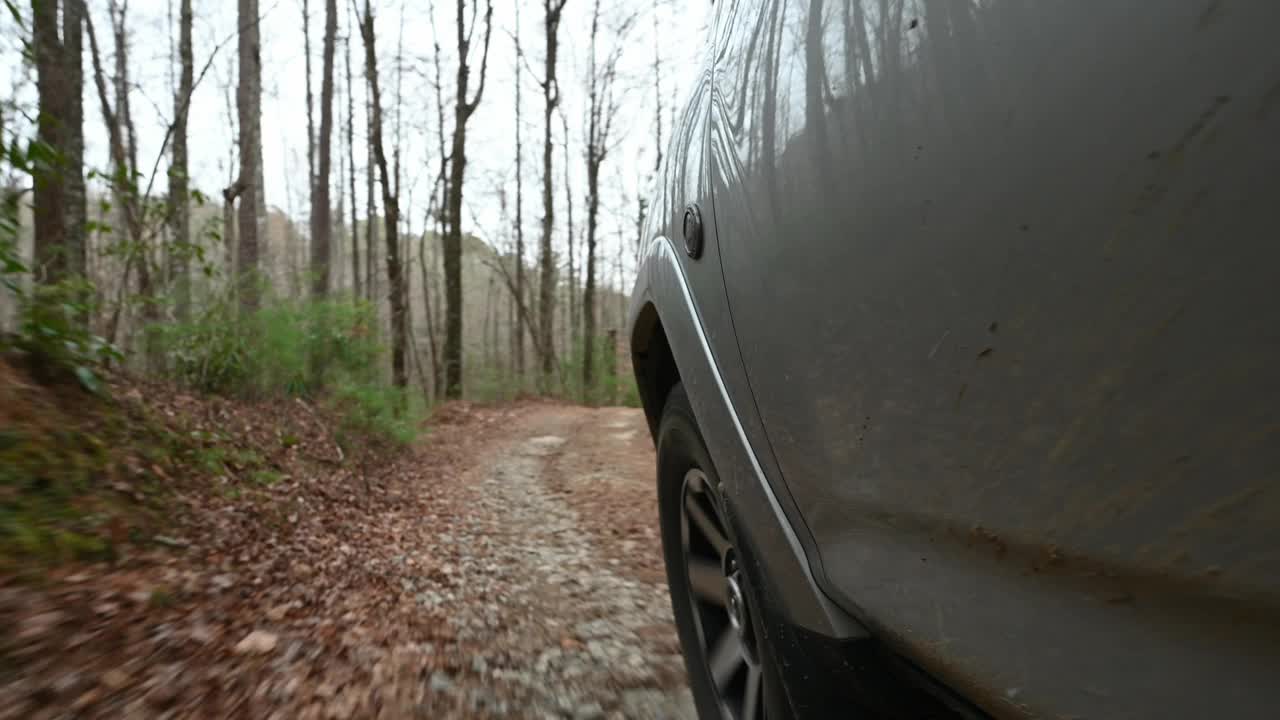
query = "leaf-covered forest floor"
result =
(0, 361, 693, 719)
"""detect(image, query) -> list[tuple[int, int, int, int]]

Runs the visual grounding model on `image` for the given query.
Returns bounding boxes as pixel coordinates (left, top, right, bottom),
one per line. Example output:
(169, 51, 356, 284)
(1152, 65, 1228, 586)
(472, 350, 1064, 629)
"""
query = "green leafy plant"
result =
(8, 279, 122, 393)
(161, 295, 420, 444)
(557, 334, 641, 407)
(329, 377, 421, 448)
(2, 137, 119, 394)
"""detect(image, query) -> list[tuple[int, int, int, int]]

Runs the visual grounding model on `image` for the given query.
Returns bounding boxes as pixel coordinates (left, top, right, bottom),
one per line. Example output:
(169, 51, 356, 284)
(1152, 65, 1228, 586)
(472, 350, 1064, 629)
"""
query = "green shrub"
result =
(161, 294, 419, 444)
(329, 377, 421, 447)
(157, 292, 247, 394)
(162, 294, 382, 398)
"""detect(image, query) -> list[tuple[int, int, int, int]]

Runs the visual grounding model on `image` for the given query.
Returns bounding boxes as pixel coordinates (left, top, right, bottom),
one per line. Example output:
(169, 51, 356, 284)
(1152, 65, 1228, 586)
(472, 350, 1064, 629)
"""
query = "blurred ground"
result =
(0, 383, 694, 719)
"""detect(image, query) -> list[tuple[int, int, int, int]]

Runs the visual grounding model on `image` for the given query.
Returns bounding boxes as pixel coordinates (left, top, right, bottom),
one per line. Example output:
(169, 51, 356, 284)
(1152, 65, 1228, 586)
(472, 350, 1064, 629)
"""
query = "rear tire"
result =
(657, 384, 784, 720)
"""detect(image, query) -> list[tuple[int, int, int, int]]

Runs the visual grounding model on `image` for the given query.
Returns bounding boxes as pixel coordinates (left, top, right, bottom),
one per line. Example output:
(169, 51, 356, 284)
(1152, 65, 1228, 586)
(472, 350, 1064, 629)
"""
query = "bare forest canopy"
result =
(0, 0, 708, 408)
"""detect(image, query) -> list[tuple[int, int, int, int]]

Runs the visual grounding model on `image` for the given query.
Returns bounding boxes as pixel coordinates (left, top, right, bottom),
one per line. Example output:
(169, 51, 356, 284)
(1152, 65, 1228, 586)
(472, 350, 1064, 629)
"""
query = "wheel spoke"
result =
(688, 556, 727, 607)
(708, 626, 744, 691)
(685, 492, 730, 558)
(742, 665, 762, 720)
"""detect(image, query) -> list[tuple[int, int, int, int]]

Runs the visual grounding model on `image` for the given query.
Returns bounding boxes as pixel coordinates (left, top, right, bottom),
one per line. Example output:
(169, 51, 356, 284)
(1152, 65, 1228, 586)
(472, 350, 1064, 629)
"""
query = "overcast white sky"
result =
(2, 0, 713, 285)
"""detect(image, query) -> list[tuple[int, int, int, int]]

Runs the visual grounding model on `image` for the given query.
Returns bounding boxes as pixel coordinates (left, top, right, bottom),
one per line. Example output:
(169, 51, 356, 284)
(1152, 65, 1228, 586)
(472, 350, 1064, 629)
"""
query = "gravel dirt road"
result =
(413, 404, 696, 719)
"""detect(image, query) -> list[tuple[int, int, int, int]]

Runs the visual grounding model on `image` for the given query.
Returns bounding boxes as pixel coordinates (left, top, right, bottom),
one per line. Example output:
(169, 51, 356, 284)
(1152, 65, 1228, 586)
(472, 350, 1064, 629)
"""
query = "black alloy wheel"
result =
(682, 468, 764, 719)
(658, 384, 774, 720)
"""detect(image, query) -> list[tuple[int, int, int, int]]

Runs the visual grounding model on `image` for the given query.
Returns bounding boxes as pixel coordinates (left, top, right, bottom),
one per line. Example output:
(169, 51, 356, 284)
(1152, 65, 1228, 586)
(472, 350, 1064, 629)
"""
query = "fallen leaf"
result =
(19, 610, 65, 639)
(235, 630, 279, 655)
(100, 669, 131, 690)
(188, 623, 214, 644)
(72, 688, 102, 710)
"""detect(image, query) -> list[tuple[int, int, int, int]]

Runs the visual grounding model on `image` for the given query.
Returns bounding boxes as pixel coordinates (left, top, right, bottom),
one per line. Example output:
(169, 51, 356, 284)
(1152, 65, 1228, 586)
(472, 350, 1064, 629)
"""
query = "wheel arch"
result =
(631, 300, 682, 442)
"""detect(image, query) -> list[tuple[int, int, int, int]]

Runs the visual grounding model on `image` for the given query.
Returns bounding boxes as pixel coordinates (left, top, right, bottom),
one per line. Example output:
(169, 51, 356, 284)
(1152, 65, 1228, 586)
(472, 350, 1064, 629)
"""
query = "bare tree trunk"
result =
(30, 0, 66, 285)
(280, 165, 297, 296)
(111, 1, 152, 337)
(363, 14, 377, 309)
(335, 97, 346, 290)
(581, 16, 599, 399)
(426, 3, 451, 395)
(168, 0, 194, 320)
(365, 79, 377, 306)
(344, 23, 361, 298)
(581, 0, 632, 400)
(64, 0, 86, 299)
(761, 0, 783, 208)
(303, 0, 315, 209)
(237, 0, 262, 313)
(604, 328, 617, 403)
(429, 4, 448, 280)
(419, 5, 447, 390)
(507, 289, 515, 376)
(635, 190, 647, 263)
(652, 0, 663, 178)
(512, 0, 526, 379)
(394, 5, 412, 387)
(634, 192, 647, 261)
(222, 63, 242, 280)
(222, 187, 240, 268)
(409, 326, 431, 402)
(31, 0, 86, 294)
(493, 271, 502, 380)
(538, 0, 569, 389)
(310, 0, 337, 298)
(359, 0, 407, 389)
(430, 225, 444, 393)
(65, 0, 86, 302)
(804, 0, 834, 197)
(582, 179, 598, 398)
(482, 271, 493, 370)
(442, 0, 495, 399)
(429, 112, 448, 400)
(560, 109, 576, 359)
(618, 223, 626, 329)
(394, 4, 405, 202)
(418, 218, 440, 402)
(108, 2, 129, 300)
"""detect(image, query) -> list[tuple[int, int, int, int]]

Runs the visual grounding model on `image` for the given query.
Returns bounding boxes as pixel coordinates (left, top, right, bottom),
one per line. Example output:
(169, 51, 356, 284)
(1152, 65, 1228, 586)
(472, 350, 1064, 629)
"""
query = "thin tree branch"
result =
(463, 0, 494, 115)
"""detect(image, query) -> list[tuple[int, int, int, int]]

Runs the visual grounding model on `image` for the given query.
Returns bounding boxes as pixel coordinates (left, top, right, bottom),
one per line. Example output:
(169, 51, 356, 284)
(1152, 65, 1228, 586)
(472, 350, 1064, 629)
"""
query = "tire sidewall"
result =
(657, 385, 727, 719)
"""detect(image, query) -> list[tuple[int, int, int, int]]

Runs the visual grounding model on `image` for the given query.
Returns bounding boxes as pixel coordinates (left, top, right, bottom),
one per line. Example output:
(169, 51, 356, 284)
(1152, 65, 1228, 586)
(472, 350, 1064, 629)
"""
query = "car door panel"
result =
(709, 0, 1280, 717)
(636, 39, 860, 638)
(656, 44, 768, 476)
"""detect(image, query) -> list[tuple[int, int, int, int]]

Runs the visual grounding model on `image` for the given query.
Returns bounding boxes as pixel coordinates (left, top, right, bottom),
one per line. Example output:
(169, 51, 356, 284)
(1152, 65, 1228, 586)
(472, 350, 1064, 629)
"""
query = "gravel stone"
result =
(429, 671, 454, 694)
